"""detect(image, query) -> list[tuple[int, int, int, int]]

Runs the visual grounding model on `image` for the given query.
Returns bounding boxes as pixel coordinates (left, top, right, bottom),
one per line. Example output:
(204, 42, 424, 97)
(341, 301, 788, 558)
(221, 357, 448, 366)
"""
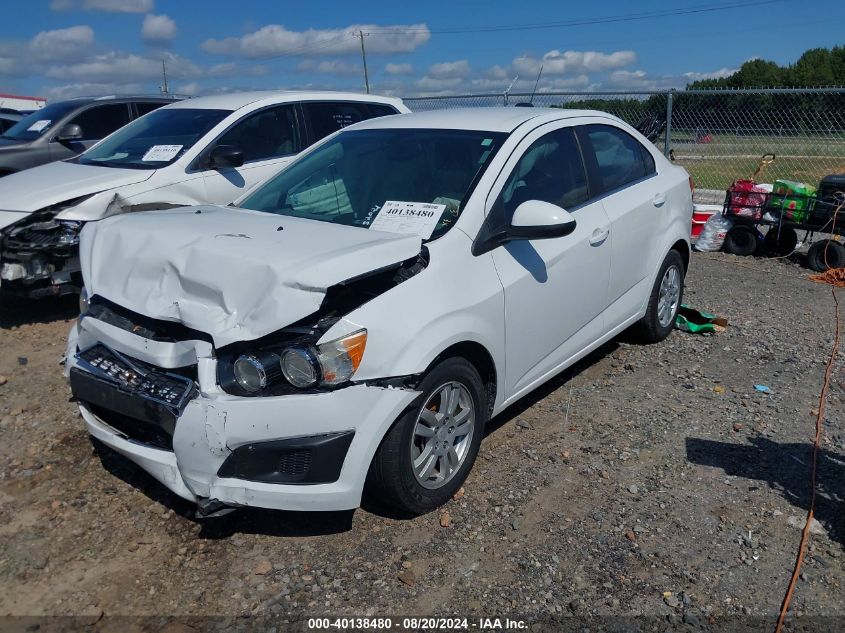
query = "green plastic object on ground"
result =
(674, 305, 729, 334)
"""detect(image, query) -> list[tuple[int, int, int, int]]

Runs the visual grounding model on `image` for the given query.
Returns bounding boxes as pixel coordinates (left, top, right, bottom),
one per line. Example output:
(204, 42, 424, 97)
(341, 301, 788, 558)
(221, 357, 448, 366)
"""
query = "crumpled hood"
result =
(80, 205, 422, 347)
(0, 161, 154, 213)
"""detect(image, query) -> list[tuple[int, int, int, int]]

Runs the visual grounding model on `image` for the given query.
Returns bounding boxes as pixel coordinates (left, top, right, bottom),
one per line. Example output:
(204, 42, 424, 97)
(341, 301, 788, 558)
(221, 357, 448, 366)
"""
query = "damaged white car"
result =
(65, 108, 693, 516)
(0, 91, 406, 298)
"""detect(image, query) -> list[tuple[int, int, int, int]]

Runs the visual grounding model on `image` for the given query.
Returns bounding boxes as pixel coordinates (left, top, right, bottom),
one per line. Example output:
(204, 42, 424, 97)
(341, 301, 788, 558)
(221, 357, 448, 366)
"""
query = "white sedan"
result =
(0, 91, 406, 298)
(65, 107, 693, 516)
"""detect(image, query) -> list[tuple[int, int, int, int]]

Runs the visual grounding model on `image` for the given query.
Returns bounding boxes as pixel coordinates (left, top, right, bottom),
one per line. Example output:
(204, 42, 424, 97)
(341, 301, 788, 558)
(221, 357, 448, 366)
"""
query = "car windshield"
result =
(0, 101, 80, 141)
(74, 108, 231, 170)
(239, 128, 506, 240)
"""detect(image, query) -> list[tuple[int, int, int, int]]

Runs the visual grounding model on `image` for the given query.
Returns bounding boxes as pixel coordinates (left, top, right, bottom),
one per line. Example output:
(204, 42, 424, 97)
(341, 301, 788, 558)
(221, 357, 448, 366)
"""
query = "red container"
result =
(691, 204, 720, 239)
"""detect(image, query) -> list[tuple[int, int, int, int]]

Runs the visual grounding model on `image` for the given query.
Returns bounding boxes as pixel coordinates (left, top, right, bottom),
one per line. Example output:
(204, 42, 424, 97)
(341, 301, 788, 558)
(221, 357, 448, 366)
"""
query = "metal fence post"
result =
(664, 89, 674, 159)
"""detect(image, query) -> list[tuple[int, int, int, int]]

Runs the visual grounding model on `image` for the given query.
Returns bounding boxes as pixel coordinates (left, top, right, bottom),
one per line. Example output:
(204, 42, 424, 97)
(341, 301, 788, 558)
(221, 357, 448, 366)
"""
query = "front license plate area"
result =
(73, 344, 196, 416)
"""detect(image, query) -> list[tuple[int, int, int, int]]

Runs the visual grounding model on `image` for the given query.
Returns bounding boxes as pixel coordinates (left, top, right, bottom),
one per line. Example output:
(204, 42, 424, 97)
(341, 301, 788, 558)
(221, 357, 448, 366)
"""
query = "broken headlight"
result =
(55, 220, 83, 246)
(226, 329, 367, 395)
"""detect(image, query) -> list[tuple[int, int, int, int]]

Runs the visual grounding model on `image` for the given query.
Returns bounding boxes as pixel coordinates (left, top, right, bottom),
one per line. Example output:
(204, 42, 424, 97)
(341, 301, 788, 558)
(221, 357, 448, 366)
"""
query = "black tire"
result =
(807, 239, 845, 272)
(366, 357, 487, 516)
(632, 249, 685, 344)
(724, 225, 759, 256)
(763, 227, 798, 257)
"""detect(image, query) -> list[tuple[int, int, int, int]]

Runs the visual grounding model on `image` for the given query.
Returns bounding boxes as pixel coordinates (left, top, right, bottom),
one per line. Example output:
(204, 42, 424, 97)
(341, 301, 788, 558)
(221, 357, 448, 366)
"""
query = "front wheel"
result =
(632, 249, 685, 343)
(366, 357, 487, 516)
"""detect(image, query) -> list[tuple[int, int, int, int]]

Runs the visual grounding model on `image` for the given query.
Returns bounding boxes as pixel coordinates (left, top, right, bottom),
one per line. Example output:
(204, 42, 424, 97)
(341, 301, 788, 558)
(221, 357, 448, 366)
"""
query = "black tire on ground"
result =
(807, 239, 845, 272)
(723, 225, 759, 256)
(763, 227, 799, 257)
(366, 357, 487, 516)
(631, 249, 685, 344)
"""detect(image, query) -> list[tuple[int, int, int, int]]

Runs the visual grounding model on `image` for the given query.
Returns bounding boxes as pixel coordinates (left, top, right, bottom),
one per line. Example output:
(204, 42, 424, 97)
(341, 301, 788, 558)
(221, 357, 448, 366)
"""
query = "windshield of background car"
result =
(74, 108, 232, 170)
(1, 102, 79, 141)
(239, 128, 506, 240)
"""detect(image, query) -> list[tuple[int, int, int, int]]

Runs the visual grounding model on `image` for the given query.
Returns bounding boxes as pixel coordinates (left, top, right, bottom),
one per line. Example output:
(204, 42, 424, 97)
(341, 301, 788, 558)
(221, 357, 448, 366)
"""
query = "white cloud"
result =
(201, 23, 430, 58)
(427, 60, 470, 79)
(484, 65, 509, 80)
(46, 51, 201, 82)
(297, 59, 361, 76)
(41, 81, 145, 99)
(29, 25, 94, 62)
(512, 50, 636, 77)
(142, 14, 176, 43)
(176, 81, 199, 96)
(683, 67, 737, 81)
(384, 62, 413, 76)
(606, 69, 681, 90)
(52, 0, 154, 12)
(0, 56, 19, 77)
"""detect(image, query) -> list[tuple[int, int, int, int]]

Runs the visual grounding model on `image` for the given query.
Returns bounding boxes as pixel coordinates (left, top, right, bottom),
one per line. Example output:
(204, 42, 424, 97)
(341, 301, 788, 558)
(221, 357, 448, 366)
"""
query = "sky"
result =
(1, 0, 843, 101)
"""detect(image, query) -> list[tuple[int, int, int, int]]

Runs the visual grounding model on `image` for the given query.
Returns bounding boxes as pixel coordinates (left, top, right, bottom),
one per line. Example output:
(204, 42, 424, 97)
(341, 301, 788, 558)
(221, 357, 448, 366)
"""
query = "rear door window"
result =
(67, 104, 132, 141)
(303, 102, 394, 143)
(216, 104, 300, 163)
(582, 124, 654, 193)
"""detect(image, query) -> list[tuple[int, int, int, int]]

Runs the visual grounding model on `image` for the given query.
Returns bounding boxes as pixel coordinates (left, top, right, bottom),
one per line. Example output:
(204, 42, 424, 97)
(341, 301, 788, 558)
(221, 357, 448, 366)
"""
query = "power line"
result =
(366, 0, 785, 35)
(210, 0, 786, 71)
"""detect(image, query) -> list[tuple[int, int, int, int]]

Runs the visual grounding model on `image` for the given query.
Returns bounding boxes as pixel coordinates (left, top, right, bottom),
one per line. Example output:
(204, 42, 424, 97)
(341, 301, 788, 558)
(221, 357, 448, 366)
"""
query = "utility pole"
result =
(357, 30, 370, 94)
(160, 59, 169, 95)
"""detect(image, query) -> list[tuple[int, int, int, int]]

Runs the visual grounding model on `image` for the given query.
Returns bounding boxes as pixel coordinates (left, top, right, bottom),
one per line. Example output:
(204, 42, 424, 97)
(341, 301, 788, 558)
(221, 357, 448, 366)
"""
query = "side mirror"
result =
(208, 144, 244, 169)
(509, 200, 577, 240)
(55, 123, 82, 141)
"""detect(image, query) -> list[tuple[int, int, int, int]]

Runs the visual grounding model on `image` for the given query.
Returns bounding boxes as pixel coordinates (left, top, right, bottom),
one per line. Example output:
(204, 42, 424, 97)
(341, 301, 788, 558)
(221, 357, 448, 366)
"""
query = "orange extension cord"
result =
(773, 284, 841, 633)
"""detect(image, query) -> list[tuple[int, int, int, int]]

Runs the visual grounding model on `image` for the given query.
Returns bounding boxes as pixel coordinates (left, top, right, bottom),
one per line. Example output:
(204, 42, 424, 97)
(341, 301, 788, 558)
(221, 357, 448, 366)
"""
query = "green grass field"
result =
(668, 131, 845, 190)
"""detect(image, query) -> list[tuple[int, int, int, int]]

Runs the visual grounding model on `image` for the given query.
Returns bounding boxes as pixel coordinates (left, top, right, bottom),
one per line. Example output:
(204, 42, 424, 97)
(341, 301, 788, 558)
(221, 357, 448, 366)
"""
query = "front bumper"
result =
(66, 319, 420, 512)
(0, 210, 82, 298)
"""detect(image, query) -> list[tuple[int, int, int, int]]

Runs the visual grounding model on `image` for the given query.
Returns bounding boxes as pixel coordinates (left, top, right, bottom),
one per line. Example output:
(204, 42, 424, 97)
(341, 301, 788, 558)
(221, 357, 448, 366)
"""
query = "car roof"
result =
(163, 90, 404, 112)
(46, 95, 179, 108)
(350, 107, 617, 133)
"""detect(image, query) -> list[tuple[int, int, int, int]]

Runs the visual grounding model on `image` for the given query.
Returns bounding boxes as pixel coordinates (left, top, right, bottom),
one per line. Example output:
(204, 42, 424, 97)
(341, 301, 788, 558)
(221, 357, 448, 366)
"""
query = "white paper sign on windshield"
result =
(368, 201, 445, 239)
(27, 120, 51, 132)
(141, 144, 183, 162)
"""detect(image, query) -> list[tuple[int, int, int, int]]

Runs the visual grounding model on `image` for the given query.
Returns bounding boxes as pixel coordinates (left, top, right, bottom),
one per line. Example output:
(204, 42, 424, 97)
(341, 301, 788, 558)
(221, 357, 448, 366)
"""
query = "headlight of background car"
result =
(227, 329, 367, 394)
(56, 220, 83, 246)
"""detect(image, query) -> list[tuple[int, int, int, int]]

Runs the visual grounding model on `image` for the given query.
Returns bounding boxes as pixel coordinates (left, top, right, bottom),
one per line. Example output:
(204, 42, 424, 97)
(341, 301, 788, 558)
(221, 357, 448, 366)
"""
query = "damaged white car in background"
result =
(65, 107, 693, 516)
(0, 91, 407, 298)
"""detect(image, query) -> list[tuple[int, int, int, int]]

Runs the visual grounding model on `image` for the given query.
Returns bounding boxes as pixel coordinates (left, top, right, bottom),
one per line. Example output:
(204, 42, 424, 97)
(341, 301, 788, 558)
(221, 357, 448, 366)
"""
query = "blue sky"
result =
(1, 0, 843, 100)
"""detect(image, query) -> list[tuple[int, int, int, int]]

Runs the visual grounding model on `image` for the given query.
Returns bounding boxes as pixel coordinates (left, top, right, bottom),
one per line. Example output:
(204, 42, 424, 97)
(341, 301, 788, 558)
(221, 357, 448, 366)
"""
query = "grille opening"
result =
(86, 403, 174, 451)
(278, 450, 312, 477)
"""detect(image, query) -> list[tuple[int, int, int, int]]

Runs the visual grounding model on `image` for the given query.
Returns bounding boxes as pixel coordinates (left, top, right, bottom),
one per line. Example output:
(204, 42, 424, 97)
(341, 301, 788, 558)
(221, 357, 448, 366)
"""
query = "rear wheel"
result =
(763, 227, 798, 257)
(724, 225, 759, 256)
(366, 357, 487, 516)
(632, 249, 685, 343)
(807, 239, 845, 272)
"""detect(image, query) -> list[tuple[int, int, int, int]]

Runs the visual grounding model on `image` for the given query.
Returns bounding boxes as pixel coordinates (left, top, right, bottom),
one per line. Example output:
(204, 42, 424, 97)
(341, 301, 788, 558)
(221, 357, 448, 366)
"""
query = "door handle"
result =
(653, 192, 666, 206)
(589, 227, 610, 246)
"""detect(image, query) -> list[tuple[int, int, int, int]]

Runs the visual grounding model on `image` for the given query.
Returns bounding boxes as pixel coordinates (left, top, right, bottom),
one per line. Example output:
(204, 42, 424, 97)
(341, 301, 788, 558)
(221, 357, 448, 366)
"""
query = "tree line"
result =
(557, 46, 845, 132)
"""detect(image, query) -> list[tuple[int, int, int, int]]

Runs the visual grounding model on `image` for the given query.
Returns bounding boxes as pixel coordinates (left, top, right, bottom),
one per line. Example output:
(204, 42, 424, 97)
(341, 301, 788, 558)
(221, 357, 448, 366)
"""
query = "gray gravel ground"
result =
(0, 250, 843, 631)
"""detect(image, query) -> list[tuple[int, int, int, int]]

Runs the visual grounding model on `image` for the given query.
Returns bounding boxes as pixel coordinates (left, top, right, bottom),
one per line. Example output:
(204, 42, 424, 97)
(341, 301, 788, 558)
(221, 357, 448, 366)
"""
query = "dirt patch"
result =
(0, 252, 843, 625)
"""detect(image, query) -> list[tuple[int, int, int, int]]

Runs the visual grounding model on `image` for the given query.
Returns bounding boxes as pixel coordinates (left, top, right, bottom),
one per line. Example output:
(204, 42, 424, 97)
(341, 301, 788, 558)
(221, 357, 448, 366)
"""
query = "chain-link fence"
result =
(403, 88, 845, 201)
